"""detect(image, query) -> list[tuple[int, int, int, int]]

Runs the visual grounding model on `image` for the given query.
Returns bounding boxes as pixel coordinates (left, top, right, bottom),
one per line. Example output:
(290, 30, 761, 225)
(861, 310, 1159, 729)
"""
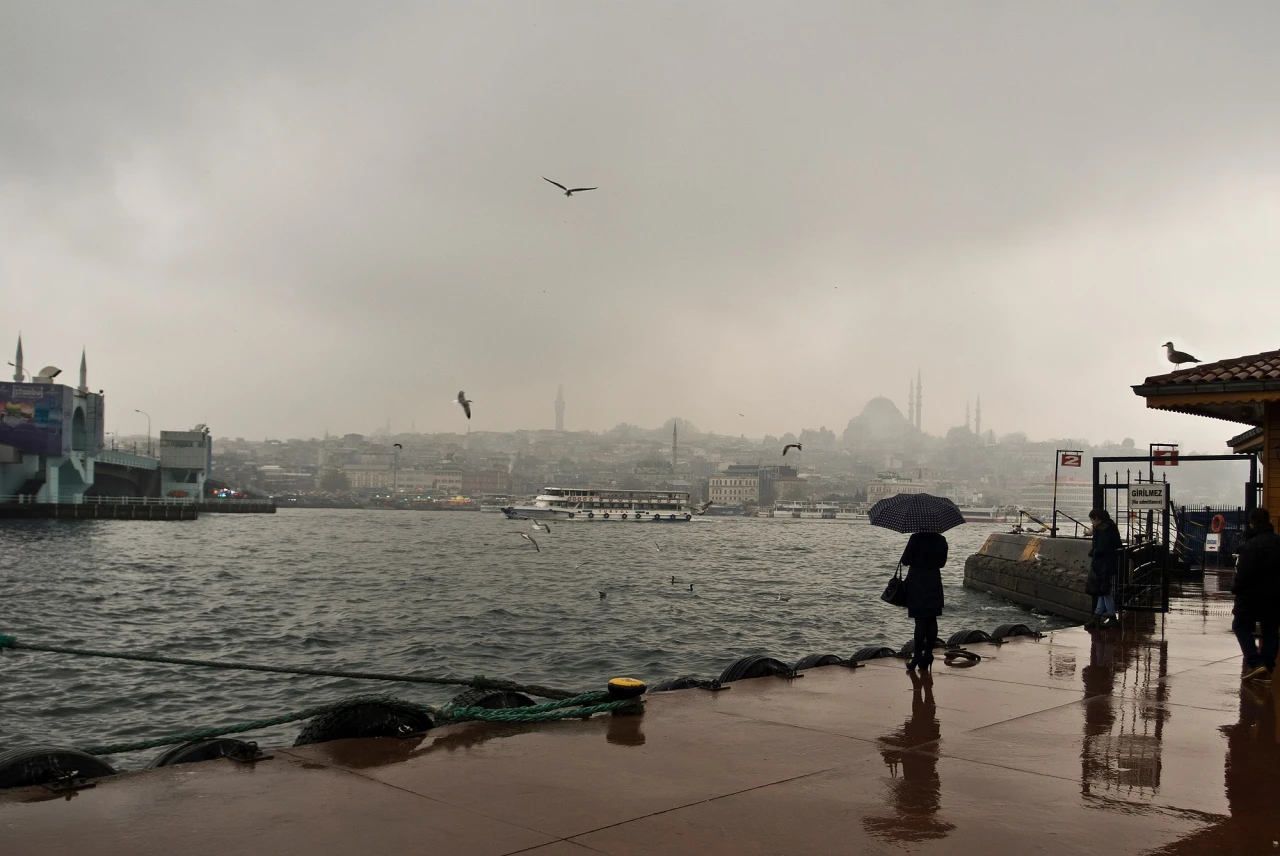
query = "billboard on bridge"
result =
(0, 382, 73, 455)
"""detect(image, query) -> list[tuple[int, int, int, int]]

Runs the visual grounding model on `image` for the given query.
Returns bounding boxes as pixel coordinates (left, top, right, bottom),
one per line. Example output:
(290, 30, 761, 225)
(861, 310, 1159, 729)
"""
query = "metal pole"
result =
(393, 443, 402, 505)
(134, 409, 151, 457)
(1051, 450, 1060, 538)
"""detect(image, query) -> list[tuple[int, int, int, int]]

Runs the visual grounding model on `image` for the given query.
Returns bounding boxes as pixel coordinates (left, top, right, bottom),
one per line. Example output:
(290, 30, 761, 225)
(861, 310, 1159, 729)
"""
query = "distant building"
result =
(462, 468, 511, 496)
(1021, 480, 1093, 520)
(433, 464, 463, 494)
(709, 464, 760, 506)
(866, 472, 934, 505)
(342, 463, 391, 490)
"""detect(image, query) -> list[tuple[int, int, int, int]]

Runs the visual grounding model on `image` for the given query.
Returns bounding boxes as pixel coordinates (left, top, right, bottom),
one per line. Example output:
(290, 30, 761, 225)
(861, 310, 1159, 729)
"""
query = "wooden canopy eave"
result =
(1130, 387, 1280, 426)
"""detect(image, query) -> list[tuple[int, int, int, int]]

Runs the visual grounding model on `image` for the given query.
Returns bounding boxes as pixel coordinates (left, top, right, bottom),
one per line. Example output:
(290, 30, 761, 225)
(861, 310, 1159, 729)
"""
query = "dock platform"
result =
(1, 572, 1271, 854)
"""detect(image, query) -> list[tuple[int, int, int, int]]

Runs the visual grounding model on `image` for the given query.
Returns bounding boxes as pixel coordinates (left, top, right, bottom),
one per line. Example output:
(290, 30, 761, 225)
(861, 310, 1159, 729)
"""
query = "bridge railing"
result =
(0, 495, 197, 506)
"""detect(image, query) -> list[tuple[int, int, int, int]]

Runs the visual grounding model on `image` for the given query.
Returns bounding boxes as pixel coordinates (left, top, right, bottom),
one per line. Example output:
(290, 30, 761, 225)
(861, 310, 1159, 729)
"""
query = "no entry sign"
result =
(1128, 483, 1169, 510)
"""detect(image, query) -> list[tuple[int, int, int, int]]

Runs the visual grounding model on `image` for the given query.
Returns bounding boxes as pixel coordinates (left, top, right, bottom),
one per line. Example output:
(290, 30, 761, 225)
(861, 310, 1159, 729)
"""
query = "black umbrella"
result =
(868, 493, 966, 534)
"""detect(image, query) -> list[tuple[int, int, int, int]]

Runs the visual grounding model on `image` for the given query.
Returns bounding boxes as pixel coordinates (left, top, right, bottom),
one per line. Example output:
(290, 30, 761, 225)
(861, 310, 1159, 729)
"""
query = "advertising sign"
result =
(0, 383, 71, 456)
(1059, 452, 1082, 467)
(1205, 533, 1221, 553)
(1128, 483, 1169, 510)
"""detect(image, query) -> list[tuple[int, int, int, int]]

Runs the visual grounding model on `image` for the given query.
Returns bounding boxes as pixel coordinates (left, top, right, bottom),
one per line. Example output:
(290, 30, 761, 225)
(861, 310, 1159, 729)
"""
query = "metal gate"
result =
(1097, 470, 1171, 613)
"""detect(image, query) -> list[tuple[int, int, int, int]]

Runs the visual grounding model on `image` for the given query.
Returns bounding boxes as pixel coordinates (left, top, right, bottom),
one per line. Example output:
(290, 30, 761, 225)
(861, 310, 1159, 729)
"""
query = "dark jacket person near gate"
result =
(901, 532, 947, 672)
(1087, 509, 1123, 628)
(1232, 508, 1280, 683)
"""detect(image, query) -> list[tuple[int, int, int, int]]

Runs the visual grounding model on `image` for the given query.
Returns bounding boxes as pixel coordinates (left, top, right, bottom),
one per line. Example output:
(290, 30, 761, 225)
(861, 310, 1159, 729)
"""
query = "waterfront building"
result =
(1019, 479, 1093, 520)
(432, 464, 464, 494)
(341, 463, 392, 490)
(159, 427, 212, 499)
(866, 472, 934, 506)
(0, 340, 106, 502)
(461, 468, 511, 496)
(708, 464, 759, 506)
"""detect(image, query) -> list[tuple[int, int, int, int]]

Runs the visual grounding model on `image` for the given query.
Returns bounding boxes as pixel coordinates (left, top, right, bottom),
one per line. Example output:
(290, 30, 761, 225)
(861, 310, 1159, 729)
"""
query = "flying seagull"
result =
(599, 590, 607, 600)
(456, 390, 472, 419)
(531, 520, 551, 532)
(695, 500, 713, 515)
(782, 443, 803, 456)
(543, 177, 597, 197)
(574, 561, 590, 570)
(518, 533, 540, 552)
(1162, 342, 1201, 369)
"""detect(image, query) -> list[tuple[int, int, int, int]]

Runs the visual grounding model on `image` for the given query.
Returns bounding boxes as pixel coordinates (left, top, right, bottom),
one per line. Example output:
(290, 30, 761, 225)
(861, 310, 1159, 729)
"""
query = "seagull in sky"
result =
(1162, 342, 1201, 369)
(543, 177, 597, 197)
(782, 443, 803, 456)
(695, 500, 713, 515)
(531, 520, 551, 532)
(456, 391, 472, 420)
(518, 533, 540, 552)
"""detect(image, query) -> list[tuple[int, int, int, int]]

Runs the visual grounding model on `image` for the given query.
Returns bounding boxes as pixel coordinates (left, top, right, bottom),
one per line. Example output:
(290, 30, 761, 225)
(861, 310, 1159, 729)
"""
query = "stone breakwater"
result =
(963, 533, 1093, 622)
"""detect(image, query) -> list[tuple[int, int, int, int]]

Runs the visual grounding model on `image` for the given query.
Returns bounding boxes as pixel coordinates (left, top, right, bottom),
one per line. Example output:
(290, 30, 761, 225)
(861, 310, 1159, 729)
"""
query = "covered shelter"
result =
(1132, 347, 1280, 519)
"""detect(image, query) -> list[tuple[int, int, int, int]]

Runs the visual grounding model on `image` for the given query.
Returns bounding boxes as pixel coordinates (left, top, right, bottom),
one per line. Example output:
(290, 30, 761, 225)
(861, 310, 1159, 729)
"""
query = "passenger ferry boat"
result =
(764, 501, 839, 519)
(502, 488, 693, 522)
(958, 506, 1014, 523)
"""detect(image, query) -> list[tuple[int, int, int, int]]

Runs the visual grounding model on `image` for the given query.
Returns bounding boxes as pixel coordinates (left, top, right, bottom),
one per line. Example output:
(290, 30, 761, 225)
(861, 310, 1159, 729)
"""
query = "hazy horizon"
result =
(4, 3, 1278, 451)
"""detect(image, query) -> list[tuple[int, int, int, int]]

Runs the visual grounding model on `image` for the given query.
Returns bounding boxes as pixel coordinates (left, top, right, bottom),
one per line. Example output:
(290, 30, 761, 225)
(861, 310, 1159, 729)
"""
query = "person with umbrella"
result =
(870, 493, 966, 673)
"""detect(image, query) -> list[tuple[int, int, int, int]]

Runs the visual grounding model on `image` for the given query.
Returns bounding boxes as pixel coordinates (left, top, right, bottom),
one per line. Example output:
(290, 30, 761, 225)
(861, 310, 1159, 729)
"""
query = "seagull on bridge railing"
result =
(1162, 342, 1201, 369)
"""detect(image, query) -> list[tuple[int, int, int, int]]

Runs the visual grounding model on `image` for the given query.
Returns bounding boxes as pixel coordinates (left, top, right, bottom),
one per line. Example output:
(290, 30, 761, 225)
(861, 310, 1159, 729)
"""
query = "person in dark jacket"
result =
(1086, 509, 1123, 628)
(1231, 507, 1280, 682)
(901, 531, 947, 672)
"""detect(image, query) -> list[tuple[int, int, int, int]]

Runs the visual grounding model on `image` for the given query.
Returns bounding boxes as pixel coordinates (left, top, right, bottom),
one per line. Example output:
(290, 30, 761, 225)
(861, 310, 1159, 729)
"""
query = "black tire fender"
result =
(0, 747, 116, 790)
(447, 688, 536, 709)
(718, 655, 793, 683)
(294, 701, 433, 747)
(148, 738, 260, 769)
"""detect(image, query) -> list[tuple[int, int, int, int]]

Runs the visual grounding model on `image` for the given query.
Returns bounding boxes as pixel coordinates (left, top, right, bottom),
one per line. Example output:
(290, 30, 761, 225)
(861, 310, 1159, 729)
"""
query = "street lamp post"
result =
(7, 362, 30, 381)
(393, 443, 402, 506)
(135, 409, 152, 457)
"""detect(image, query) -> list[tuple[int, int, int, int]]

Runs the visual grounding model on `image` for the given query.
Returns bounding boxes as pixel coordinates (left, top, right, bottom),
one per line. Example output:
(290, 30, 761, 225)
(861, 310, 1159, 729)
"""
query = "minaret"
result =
(914, 370, 922, 431)
(555, 384, 565, 432)
(78, 349, 88, 393)
(13, 335, 23, 382)
(907, 377, 915, 427)
(672, 420, 678, 474)
(965, 400, 971, 432)
(975, 395, 981, 438)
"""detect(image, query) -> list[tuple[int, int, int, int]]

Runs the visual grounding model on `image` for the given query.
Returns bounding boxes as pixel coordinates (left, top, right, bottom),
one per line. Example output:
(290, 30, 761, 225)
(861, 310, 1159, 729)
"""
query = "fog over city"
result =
(3, 3, 1279, 450)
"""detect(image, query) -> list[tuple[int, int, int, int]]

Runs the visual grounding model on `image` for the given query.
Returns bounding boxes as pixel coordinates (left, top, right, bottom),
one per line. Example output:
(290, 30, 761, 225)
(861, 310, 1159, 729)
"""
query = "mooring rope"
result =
(78, 691, 642, 757)
(0, 633, 576, 700)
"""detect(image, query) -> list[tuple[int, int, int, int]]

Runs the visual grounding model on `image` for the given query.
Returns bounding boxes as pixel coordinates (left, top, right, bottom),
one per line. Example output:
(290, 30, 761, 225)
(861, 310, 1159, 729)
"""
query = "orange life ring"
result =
(1210, 514, 1225, 534)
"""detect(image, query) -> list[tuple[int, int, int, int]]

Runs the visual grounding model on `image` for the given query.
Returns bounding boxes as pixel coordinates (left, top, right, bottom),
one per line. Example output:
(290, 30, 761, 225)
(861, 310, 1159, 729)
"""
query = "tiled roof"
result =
(1135, 348, 1280, 390)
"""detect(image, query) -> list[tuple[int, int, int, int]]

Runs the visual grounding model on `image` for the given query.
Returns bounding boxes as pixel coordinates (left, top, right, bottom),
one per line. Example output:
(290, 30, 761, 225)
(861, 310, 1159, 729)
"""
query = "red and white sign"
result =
(1060, 452, 1082, 467)
(1153, 449, 1179, 466)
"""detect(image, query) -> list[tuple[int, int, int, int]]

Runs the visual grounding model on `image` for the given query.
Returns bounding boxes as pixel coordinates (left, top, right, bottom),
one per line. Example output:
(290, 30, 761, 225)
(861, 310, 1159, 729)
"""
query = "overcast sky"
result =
(3, 2, 1278, 449)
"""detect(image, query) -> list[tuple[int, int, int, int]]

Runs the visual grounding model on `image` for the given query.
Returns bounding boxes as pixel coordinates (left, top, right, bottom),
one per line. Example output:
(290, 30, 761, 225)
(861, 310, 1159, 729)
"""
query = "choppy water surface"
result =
(0, 511, 1070, 765)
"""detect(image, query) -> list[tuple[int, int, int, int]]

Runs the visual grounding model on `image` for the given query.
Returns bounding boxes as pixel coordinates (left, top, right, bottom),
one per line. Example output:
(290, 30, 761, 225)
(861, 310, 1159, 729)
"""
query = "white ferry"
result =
(765, 501, 838, 519)
(501, 488, 693, 522)
(958, 506, 1014, 523)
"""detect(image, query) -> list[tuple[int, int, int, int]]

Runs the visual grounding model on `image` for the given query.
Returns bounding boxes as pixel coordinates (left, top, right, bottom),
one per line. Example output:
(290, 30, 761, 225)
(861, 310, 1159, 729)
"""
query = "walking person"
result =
(901, 531, 947, 672)
(1232, 507, 1280, 683)
(1086, 509, 1122, 629)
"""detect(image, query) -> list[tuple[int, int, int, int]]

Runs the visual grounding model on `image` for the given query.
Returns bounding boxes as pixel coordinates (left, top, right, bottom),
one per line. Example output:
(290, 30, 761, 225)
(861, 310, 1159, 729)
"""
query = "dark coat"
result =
(901, 532, 947, 618)
(1232, 520, 1280, 620)
(1089, 520, 1122, 596)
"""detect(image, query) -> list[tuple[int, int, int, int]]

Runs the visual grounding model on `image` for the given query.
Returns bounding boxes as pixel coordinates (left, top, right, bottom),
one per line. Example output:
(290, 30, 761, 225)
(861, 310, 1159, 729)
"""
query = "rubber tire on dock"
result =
(0, 747, 117, 790)
(849, 646, 897, 662)
(717, 655, 793, 683)
(991, 623, 1037, 641)
(293, 702, 434, 747)
(793, 653, 845, 670)
(447, 688, 536, 709)
(946, 629, 992, 647)
(147, 738, 259, 769)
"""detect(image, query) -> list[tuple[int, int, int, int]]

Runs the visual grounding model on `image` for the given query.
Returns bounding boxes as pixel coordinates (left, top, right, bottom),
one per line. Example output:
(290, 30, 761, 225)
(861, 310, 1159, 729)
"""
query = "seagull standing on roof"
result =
(543, 177, 597, 197)
(456, 391, 472, 419)
(1162, 342, 1201, 369)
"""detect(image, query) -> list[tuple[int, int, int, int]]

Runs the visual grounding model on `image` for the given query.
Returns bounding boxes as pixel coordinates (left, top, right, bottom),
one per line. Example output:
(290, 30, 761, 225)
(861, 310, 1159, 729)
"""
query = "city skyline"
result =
(4, 4, 1278, 452)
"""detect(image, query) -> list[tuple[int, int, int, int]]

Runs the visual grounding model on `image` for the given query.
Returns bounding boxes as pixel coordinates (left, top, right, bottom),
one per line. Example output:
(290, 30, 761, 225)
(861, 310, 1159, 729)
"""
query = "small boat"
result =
(502, 487, 693, 522)
(762, 501, 838, 519)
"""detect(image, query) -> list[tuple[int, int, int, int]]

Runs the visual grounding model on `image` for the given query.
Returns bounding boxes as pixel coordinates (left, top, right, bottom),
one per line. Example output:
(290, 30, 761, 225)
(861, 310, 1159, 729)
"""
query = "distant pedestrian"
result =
(900, 531, 947, 672)
(1232, 507, 1280, 683)
(1086, 509, 1122, 628)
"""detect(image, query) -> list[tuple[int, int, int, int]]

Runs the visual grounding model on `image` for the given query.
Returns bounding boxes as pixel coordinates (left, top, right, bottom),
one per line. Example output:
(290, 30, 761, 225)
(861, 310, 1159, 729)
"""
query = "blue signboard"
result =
(0, 383, 72, 455)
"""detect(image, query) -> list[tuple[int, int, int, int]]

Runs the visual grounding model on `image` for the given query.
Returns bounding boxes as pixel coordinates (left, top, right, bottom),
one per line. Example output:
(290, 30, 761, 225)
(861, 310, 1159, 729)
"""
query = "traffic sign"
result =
(1206, 533, 1221, 553)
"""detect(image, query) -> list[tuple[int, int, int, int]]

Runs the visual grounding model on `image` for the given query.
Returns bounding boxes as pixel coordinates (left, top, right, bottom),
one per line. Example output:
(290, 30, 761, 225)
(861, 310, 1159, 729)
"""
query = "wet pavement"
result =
(2, 571, 1276, 854)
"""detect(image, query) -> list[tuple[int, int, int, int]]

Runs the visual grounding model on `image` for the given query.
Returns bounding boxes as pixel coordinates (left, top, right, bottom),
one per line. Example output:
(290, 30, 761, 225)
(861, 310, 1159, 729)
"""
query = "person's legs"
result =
(917, 616, 937, 670)
(1233, 614, 1263, 670)
(1099, 594, 1116, 621)
(1259, 617, 1279, 672)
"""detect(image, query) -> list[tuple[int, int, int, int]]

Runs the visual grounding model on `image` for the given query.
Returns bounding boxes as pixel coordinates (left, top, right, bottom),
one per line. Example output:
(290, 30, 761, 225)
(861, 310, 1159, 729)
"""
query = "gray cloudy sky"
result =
(3, 2, 1278, 449)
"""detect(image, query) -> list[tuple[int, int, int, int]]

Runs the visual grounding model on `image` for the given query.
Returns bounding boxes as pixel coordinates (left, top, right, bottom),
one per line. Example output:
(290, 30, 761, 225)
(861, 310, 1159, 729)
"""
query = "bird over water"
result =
(543, 177, 597, 197)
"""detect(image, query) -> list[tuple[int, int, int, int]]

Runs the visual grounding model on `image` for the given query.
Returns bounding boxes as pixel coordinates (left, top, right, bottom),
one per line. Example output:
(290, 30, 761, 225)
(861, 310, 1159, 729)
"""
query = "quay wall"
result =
(963, 533, 1093, 622)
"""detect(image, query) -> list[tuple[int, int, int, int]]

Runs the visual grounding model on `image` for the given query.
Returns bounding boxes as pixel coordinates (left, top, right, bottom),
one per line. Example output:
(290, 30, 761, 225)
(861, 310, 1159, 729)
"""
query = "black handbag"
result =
(881, 563, 909, 607)
(1085, 569, 1101, 596)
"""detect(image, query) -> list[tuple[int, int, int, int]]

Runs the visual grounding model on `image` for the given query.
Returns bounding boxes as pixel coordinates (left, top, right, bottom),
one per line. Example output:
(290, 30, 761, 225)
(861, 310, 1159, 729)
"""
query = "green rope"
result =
(0, 633, 575, 700)
(78, 691, 642, 757)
